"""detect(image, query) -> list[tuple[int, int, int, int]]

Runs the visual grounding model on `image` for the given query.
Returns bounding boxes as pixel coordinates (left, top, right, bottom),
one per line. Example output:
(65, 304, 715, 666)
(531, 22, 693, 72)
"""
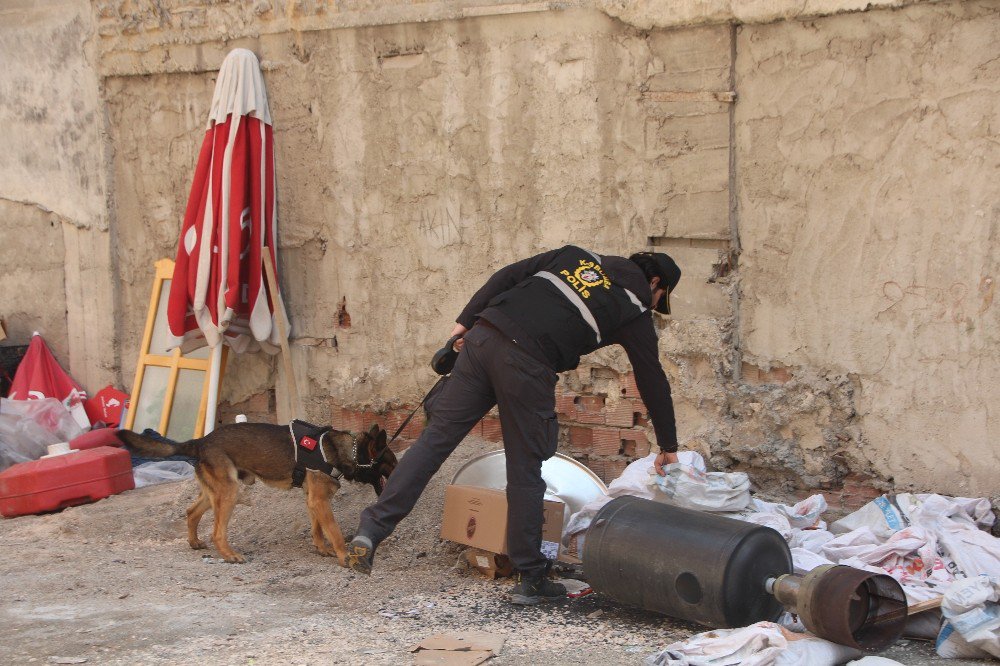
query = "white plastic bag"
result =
(132, 460, 195, 488)
(0, 397, 86, 470)
(938, 575, 1000, 658)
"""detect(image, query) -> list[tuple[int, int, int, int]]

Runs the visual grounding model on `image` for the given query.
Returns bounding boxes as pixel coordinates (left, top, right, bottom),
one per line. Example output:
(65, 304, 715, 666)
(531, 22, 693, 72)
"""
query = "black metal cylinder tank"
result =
(583, 496, 793, 628)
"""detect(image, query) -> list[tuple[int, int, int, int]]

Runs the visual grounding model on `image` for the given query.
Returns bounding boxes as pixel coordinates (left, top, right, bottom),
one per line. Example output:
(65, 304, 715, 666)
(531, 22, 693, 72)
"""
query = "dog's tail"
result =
(116, 430, 199, 459)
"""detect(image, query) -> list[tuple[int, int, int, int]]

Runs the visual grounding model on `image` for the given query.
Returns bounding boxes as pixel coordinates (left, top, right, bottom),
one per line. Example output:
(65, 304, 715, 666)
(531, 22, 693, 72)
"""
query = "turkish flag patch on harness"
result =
(300, 435, 318, 451)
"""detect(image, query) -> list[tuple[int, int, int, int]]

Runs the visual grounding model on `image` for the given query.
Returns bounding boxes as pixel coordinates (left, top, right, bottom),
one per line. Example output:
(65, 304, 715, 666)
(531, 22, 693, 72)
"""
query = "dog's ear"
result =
(376, 427, 387, 449)
(367, 423, 380, 439)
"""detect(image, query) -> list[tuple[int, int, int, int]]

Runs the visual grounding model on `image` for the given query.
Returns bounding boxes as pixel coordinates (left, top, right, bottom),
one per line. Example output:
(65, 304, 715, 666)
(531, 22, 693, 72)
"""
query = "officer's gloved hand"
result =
(431, 335, 463, 375)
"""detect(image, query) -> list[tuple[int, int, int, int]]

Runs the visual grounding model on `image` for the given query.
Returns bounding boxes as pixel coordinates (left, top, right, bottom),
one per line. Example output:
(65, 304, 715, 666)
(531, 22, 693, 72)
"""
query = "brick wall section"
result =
(815, 472, 887, 516)
(555, 371, 655, 484)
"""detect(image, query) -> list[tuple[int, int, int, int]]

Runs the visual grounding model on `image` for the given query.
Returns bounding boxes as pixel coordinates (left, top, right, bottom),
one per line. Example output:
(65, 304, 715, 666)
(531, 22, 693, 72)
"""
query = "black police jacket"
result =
(456, 245, 678, 452)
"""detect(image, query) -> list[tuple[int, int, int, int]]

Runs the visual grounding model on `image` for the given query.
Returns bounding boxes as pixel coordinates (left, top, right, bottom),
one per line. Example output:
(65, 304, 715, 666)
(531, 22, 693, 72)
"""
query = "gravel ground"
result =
(0, 435, 987, 665)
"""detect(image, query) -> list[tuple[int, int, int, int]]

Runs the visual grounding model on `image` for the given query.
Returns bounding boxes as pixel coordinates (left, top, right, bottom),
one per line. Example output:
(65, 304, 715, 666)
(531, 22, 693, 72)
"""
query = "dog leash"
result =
(384, 376, 446, 448)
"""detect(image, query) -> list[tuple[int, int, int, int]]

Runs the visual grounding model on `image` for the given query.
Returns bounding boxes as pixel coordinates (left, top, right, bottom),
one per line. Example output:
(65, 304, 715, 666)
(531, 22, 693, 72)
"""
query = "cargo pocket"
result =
(423, 376, 449, 420)
(537, 409, 559, 459)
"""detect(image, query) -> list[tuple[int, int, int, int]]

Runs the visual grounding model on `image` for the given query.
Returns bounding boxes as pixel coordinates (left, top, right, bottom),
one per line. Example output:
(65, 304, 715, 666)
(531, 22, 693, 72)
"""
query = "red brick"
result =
(333, 406, 365, 432)
(555, 391, 578, 416)
(742, 362, 794, 385)
(620, 429, 650, 457)
(572, 395, 606, 424)
(591, 427, 622, 456)
(481, 416, 503, 442)
(568, 426, 593, 454)
(382, 410, 408, 434)
(621, 372, 641, 398)
(587, 458, 628, 483)
(575, 395, 606, 410)
(604, 402, 634, 427)
(629, 399, 648, 426)
(761, 367, 793, 384)
(604, 459, 627, 480)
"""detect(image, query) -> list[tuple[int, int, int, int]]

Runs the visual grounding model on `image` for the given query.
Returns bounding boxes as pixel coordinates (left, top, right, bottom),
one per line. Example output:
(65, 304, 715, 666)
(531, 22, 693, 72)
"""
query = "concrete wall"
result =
(2, 0, 997, 504)
(736, 0, 1000, 496)
(0, 0, 116, 387)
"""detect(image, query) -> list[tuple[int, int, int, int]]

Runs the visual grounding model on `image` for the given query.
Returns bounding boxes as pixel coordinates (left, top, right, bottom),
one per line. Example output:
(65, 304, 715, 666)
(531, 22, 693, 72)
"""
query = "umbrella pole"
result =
(263, 246, 302, 420)
(203, 345, 223, 434)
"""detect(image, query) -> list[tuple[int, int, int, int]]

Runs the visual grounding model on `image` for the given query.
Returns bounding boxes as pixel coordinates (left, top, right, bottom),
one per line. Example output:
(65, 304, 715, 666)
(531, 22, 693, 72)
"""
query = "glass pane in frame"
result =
(149, 280, 174, 356)
(132, 366, 170, 433)
(166, 368, 205, 441)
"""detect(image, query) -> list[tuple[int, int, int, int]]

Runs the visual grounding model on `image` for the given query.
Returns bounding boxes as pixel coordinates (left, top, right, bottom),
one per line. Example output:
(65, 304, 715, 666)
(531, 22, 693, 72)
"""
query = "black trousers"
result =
(358, 323, 559, 576)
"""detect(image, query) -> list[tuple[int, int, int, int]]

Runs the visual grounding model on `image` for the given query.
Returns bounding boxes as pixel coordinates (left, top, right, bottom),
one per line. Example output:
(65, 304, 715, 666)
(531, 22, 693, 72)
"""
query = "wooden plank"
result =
(908, 596, 943, 616)
(124, 259, 173, 430)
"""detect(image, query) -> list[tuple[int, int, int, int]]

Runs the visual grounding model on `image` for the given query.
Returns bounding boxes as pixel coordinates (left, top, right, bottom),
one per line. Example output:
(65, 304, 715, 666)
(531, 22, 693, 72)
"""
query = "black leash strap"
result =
(386, 376, 446, 447)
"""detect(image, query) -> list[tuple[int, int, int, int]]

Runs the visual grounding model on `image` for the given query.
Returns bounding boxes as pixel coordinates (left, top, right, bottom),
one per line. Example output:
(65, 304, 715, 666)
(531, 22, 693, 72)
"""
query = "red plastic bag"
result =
(8, 333, 89, 429)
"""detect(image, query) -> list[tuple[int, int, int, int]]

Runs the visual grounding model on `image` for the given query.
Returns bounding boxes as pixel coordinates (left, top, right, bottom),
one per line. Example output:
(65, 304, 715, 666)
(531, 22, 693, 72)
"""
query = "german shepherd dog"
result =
(117, 423, 397, 565)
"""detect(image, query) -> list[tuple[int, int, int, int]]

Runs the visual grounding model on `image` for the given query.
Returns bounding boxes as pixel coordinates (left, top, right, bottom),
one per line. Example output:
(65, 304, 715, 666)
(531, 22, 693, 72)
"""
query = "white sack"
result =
(908, 494, 1000, 580)
(563, 451, 708, 543)
(644, 622, 860, 666)
(830, 495, 919, 539)
(938, 575, 1000, 659)
(651, 463, 751, 513)
(789, 528, 835, 553)
(744, 513, 793, 541)
(751, 494, 828, 530)
(790, 547, 834, 574)
(821, 527, 883, 561)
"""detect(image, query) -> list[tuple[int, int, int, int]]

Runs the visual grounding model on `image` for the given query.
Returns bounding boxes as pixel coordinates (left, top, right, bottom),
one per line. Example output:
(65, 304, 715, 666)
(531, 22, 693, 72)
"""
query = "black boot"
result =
(509, 570, 567, 606)
(346, 535, 376, 575)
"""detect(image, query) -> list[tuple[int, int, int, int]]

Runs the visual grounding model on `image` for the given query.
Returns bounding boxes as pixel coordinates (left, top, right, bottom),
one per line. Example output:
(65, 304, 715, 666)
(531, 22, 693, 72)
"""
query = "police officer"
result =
(347, 246, 681, 605)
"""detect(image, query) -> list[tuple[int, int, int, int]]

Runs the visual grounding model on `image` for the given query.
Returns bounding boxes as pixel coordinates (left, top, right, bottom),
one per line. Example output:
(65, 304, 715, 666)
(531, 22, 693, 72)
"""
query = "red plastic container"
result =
(0, 446, 134, 518)
(69, 428, 122, 451)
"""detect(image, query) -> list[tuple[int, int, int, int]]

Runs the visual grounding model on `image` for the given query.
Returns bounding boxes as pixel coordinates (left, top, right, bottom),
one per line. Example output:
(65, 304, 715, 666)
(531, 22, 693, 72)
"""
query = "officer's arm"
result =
(609, 314, 679, 454)
(455, 247, 564, 329)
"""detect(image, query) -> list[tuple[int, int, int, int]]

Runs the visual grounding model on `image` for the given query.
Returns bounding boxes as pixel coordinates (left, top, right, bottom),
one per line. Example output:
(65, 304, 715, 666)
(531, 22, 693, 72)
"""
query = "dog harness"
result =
(287, 420, 343, 488)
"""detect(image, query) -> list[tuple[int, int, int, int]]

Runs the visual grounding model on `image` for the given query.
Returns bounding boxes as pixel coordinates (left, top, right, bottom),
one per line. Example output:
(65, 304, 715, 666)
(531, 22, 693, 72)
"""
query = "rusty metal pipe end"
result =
(767, 565, 908, 651)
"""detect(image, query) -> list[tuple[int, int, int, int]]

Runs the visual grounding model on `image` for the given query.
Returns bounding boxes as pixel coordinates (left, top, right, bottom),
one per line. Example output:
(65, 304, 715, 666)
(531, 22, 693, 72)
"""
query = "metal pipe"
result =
(767, 565, 908, 651)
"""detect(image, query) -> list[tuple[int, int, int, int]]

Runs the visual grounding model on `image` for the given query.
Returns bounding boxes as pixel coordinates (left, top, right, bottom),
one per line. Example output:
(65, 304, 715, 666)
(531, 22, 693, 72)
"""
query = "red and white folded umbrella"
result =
(167, 48, 286, 354)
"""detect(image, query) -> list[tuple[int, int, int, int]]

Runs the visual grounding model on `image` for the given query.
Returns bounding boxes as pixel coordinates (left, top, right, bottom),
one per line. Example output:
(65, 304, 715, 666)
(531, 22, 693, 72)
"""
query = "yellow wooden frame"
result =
(124, 258, 227, 438)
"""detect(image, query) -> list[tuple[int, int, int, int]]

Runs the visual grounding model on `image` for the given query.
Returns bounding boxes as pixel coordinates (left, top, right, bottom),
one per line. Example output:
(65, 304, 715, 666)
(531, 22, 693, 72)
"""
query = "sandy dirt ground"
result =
(0, 436, 984, 665)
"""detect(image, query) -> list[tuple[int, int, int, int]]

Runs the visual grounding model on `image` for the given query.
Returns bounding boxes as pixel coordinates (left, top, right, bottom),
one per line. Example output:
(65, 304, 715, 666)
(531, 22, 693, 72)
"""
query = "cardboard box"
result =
(441, 484, 565, 561)
(465, 548, 514, 579)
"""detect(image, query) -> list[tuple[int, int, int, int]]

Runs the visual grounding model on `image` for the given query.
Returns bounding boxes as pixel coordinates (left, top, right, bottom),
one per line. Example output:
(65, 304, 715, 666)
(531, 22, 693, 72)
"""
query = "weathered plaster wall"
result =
(0, 0, 116, 390)
(103, 10, 735, 428)
(736, 0, 1000, 495)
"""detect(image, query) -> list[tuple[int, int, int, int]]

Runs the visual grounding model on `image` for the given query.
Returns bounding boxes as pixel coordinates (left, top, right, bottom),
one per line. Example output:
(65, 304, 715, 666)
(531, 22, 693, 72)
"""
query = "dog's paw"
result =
(315, 546, 336, 557)
(189, 539, 208, 550)
(222, 552, 246, 564)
